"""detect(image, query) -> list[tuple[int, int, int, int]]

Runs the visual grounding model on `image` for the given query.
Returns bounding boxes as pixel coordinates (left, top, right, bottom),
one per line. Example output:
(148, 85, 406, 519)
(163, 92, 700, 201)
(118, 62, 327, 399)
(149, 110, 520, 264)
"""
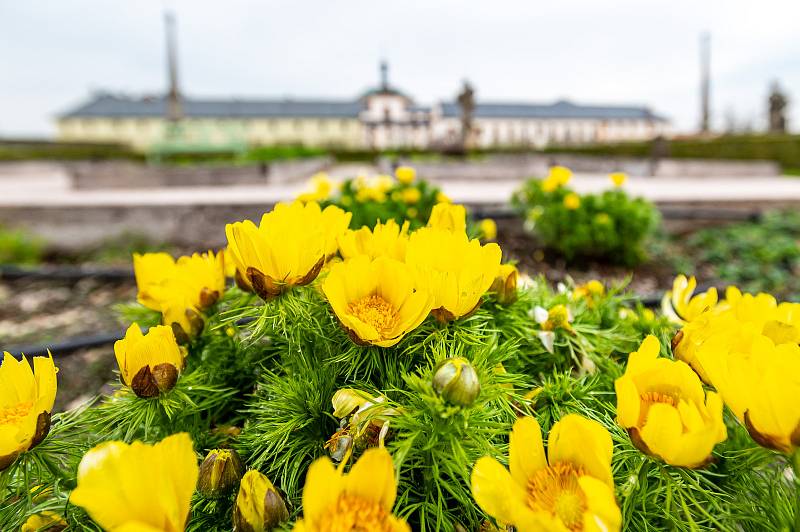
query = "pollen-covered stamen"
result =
(639, 390, 680, 426)
(319, 493, 394, 532)
(640, 391, 678, 407)
(527, 462, 588, 531)
(348, 294, 399, 336)
(0, 401, 33, 426)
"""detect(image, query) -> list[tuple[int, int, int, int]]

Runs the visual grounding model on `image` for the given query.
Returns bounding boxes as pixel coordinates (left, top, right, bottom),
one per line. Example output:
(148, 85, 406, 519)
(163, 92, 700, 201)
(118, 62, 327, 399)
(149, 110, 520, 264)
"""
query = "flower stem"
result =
(794, 450, 800, 532)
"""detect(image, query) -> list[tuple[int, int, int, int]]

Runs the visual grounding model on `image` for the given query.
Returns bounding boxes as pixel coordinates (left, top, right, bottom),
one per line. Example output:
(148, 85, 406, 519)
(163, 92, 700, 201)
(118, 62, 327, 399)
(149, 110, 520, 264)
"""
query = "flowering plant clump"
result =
(512, 167, 660, 265)
(1, 171, 798, 530)
(296, 167, 444, 231)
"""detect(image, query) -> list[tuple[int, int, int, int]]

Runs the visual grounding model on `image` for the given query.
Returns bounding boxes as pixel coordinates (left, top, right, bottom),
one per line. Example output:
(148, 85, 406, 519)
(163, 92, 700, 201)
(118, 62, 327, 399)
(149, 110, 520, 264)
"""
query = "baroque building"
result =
(57, 65, 668, 152)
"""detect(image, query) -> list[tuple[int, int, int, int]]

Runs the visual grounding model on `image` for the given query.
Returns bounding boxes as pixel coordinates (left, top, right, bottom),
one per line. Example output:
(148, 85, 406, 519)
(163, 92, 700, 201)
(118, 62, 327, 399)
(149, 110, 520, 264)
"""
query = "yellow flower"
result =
(563, 193, 581, 210)
(133, 252, 178, 309)
(0, 352, 57, 471)
(615, 335, 726, 468)
(338, 219, 410, 262)
(21, 511, 67, 532)
(225, 201, 351, 300)
(320, 203, 353, 258)
(435, 191, 451, 203)
(356, 186, 387, 203)
(549, 165, 573, 185)
(471, 415, 620, 532)
(374, 174, 395, 192)
(661, 275, 718, 324)
(70, 433, 198, 532)
(542, 166, 572, 192)
(479, 218, 497, 240)
(322, 256, 433, 347)
(395, 166, 416, 185)
(490, 263, 518, 305)
(573, 280, 605, 306)
(293, 447, 409, 532)
(297, 172, 335, 202)
(114, 323, 184, 398)
(133, 251, 226, 338)
(541, 176, 560, 193)
(406, 228, 501, 321)
(673, 286, 800, 382)
(700, 334, 800, 453)
(234, 470, 289, 532)
(222, 247, 237, 277)
(609, 172, 628, 187)
(401, 187, 421, 204)
(427, 202, 467, 233)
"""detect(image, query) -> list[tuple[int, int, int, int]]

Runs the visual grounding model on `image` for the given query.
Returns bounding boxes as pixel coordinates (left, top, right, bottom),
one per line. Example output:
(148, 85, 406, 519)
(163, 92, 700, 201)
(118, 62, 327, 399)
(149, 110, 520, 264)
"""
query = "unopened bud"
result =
(233, 470, 289, 532)
(490, 264, 518, 305)
(432, 357, 481, 406)
(198, 448, 244, 498)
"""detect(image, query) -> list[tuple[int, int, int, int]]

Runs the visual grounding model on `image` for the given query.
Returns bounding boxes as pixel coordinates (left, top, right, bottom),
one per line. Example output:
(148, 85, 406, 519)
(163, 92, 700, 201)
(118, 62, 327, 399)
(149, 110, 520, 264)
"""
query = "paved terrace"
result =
(1, 163, 799, 249)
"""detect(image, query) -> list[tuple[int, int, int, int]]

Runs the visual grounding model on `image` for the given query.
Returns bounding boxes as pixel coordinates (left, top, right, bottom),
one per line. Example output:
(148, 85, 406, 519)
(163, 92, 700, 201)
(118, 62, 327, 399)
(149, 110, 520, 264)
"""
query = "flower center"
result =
(0, 401, 33, 426)
(639, 391, 679, 426)
(348, 295, 398, 336)
(640, 391, 677, 407)
(318, 493, 394, 532)
(527, 462, 587, 531)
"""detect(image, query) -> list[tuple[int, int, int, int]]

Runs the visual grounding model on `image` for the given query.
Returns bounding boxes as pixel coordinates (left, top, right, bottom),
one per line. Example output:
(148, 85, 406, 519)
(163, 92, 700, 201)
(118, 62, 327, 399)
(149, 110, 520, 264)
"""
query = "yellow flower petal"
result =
(547, 414, 613, 488)
(302, 457, 344, 526)
(343, 447, 397, 511)
(509, 416, 546, 488)
(471, 456, 528, 526)
(578, 476, 622, 532)
(70, 433, 197, 532)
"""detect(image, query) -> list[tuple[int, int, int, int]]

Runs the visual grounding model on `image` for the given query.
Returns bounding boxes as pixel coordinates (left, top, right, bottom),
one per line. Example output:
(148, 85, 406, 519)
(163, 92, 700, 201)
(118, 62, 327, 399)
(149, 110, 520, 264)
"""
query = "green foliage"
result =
(1, 272, 797, 531)
(680, 209, 800, 300)
(322, 175, 443, 230)
(0, 140, 141, 162)
(0, 225, 45, 265)
(542, 134, 800, 170)
(512, 178, 660, 265)
(243, 145, 328, 163)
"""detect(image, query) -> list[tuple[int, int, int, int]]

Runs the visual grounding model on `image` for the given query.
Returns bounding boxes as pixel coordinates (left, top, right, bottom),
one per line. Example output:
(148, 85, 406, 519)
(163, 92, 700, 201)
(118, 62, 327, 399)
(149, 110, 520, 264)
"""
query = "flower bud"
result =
(198, 449, 244, 498)
(432, 357, 481, 406)
(490, 264, 518, 305)
(233, 470, 289, 532)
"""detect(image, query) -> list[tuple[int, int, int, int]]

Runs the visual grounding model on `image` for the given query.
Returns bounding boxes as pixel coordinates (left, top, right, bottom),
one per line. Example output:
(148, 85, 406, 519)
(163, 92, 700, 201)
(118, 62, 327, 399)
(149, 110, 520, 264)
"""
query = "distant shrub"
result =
(512, 168, 660, 265)
(543, 134, 800, 170)
(0, 225, 45, 265)
(297, 168, 446, 230)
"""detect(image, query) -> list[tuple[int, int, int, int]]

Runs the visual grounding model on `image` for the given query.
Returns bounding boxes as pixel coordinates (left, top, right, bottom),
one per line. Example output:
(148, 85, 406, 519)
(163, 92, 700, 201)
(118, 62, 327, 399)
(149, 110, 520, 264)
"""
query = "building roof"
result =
(440, 99, 666, 121)
(62, 93, 666, 122)
(61, 93, 364, 119)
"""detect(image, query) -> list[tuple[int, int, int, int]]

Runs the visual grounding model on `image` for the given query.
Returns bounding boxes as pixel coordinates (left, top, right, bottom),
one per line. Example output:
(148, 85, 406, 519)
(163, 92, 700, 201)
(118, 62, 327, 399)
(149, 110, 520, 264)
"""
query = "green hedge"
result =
(0, 140, 143, 162)
(543, 134, 800, 169)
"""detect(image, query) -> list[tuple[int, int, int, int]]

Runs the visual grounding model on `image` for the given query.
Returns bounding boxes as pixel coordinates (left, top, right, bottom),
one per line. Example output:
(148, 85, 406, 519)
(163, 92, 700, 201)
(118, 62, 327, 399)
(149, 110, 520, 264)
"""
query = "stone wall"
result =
(68, 157, 332, 189)
(399, 154, 780, 181)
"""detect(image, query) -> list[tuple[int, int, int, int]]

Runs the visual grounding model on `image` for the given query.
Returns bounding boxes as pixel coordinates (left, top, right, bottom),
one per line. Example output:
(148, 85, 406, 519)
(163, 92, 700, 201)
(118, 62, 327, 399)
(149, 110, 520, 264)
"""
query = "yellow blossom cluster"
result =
(673, 284, 800, 453)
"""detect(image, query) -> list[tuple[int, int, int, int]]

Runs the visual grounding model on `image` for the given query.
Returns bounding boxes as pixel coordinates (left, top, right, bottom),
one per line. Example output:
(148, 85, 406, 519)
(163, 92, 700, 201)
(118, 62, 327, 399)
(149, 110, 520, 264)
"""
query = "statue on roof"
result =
(457, 80, 475, 150)
(768, 81, 788, 134)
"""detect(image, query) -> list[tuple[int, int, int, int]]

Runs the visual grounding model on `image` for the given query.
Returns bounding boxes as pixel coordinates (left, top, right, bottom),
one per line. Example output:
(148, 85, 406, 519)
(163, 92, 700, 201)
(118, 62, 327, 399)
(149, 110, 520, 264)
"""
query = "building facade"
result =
(57, 87, 668, 152)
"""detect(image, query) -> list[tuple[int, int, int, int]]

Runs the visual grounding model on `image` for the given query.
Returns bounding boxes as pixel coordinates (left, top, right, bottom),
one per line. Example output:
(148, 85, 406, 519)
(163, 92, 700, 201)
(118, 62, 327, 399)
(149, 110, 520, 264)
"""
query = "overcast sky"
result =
(2, 0, 798, 137)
